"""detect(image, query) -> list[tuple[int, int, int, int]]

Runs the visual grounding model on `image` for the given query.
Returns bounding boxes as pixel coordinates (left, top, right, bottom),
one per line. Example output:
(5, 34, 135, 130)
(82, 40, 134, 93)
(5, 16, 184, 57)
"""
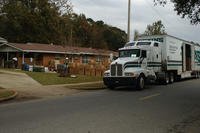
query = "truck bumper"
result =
(103, 77, 137, 87)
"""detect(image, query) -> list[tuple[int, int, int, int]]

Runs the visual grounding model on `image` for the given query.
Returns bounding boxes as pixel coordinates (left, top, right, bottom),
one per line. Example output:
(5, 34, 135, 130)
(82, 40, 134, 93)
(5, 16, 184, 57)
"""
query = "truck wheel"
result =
(136, 75, 145, 90)
(196, 72, 200, 79)
(107, 86, 115, 90)
(169, 73, 174, 83)
(163, 73, 169, 85)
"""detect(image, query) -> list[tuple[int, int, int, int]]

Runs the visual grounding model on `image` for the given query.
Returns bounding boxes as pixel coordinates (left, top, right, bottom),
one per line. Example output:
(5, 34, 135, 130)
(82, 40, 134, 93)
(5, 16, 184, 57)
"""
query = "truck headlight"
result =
(104, 72, 110, 77)
(125, 72, 134, 77)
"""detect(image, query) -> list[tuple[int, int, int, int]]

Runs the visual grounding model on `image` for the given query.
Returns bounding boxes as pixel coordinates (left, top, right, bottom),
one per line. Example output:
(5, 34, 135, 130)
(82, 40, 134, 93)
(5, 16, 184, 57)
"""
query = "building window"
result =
(82, 55, 89, 64)
(69, 57, 73, 63)
(96, 56, 102, 63)
(55, 54, 61, 60)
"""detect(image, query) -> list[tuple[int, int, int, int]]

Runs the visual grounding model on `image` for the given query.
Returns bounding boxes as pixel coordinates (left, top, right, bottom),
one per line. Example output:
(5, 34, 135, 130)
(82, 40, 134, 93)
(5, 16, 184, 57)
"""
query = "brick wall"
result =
(15, 52, 111, 76)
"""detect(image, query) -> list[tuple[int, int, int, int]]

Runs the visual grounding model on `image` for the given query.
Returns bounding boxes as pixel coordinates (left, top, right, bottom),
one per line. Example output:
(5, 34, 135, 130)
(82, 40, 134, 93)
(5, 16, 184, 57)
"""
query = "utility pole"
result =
(127, 0, 131, 42)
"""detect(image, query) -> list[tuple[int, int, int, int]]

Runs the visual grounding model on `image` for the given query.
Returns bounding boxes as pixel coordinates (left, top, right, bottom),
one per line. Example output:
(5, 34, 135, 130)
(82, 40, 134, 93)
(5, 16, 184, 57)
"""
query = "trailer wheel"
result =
(136, 75, 145, 90)
(169, 73, 174, 83)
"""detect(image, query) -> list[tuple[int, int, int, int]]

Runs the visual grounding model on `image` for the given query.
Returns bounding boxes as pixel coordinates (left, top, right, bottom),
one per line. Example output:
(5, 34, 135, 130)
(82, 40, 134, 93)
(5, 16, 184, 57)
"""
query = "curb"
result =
(0, 91, 18, 102)
(47, 81, 103, 87)
(72, 86, 106, 90)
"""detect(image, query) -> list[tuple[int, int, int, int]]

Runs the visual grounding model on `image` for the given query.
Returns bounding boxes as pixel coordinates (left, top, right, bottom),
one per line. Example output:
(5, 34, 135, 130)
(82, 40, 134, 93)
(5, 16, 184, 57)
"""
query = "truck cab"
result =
(103, 41, 161, 90)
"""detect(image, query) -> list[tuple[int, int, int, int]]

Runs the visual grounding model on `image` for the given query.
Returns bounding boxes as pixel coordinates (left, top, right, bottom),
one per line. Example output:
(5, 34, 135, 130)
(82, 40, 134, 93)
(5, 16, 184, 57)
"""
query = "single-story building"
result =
(0, 42, 117, 75)
(0, 37, 7, 44)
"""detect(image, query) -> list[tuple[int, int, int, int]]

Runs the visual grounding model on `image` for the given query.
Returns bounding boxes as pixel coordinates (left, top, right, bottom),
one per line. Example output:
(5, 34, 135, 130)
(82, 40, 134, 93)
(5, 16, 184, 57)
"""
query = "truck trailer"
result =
(103, 35, 200, 90)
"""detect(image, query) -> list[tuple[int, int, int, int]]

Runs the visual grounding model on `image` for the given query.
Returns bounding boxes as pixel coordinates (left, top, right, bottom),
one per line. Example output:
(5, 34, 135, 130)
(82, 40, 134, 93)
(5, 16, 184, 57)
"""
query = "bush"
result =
(33, 66, 45, 72)
(57, 64, 68, 77)
(5, 60, 15, 68)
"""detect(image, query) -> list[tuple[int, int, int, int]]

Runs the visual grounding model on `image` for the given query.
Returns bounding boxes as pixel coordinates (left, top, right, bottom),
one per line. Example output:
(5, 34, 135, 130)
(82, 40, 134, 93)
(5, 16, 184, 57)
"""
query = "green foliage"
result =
(154, 0, 200, 25)
(144, 20, 167, 36)
(0, 0, 126, 50)
(0, 90, 15, 99)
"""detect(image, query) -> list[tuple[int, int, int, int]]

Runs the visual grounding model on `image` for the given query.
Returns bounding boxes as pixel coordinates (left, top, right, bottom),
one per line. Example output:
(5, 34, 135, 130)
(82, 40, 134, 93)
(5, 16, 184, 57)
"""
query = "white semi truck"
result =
(103, 35, 200, 90)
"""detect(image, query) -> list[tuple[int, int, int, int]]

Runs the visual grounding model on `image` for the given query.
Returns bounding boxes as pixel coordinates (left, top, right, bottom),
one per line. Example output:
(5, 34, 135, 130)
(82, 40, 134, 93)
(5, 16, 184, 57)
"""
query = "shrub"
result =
(57, 64, 68, 77)
(33, 66, 45, 72)
(5, 60, 15, 68)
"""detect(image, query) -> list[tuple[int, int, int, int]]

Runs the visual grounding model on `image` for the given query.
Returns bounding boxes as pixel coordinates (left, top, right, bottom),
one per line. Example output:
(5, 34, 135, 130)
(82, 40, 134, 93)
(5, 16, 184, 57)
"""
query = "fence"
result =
(68, 63, 109, 77)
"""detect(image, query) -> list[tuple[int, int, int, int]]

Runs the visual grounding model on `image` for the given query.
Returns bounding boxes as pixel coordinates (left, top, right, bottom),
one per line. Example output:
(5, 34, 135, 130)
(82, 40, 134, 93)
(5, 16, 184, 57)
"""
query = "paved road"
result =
(0, 79, 200, 133)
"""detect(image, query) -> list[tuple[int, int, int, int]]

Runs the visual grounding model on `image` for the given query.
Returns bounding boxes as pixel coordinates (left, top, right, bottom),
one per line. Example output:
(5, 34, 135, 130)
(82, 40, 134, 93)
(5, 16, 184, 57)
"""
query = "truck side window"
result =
(141, 50, 147, 58)
(154, 43, 159, 47)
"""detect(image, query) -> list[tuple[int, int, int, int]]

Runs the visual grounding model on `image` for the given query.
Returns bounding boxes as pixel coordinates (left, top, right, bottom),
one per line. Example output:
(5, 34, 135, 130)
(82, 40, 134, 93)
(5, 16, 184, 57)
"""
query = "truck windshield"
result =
(119, 49, 140, 58)
(137, 42, 151, 46)
(124, 42, 135, 47)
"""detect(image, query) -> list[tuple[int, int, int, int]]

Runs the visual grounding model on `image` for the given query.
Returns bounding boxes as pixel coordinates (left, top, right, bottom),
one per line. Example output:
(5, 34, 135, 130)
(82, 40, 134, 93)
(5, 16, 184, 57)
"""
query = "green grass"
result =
(0, 90, 15, 99)
(26, 72, 103, 85)
(0, 68, 103, 85)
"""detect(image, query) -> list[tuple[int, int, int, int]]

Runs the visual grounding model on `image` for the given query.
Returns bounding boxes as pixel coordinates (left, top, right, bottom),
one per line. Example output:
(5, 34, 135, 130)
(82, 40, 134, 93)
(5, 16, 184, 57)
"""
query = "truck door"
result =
(141, 50, 147, 69)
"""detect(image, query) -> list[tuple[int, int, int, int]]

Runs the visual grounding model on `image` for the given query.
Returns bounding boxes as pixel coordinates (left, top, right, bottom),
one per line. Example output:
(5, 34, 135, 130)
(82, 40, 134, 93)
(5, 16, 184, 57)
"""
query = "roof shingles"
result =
(8, 43, 117, 56)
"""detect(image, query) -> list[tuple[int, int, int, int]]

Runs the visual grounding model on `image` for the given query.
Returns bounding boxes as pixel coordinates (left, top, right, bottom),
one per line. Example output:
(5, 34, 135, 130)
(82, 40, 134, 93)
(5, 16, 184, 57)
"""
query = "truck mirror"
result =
(113, 56, 118, 60)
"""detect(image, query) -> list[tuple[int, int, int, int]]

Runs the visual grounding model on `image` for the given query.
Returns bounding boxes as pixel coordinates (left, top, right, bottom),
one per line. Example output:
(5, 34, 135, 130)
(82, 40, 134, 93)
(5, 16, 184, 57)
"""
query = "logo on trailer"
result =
(195, 51, 200, 62)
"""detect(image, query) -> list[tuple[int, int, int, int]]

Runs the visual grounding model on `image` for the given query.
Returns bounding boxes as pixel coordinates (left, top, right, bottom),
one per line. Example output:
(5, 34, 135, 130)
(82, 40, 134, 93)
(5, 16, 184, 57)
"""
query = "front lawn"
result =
(0, 87, 16, 100)
(0, 90, 15, 99)
(26, 72, 103, 85)
(0, 68, 103, 85)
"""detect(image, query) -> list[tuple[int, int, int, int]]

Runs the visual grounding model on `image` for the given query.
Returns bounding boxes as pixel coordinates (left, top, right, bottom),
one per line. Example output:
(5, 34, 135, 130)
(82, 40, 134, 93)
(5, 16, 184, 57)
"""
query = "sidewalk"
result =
(0, 70, 103, 99)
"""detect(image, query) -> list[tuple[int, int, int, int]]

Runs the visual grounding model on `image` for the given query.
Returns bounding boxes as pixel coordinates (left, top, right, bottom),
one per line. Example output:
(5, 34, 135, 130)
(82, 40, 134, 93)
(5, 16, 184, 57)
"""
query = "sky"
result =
(70, 0, 200, 43)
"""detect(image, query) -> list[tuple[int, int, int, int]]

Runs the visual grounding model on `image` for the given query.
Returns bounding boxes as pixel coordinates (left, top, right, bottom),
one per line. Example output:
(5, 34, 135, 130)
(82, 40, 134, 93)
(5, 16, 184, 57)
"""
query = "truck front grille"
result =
(111, 64, 116, 76)
(111, 64, 123, 76)
(117, 64, 123, 76)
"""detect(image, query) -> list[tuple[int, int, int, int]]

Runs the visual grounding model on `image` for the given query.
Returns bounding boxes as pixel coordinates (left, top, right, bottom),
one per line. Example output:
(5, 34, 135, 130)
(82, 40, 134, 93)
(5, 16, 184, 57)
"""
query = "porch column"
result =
(22, 52, 25, 64)
(6, 52, 9, 61)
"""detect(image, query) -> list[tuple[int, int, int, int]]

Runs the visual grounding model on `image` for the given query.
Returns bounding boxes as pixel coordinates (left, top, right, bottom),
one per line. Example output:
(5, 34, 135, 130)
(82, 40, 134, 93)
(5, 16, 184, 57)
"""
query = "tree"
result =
(0, 0, 127, 50)
(154, 0, 200, 24)
(49, 0, 73, 15)
(144, 20, 167, 35)
(134, 30, 140, 41)
(0, 0, 72, 44)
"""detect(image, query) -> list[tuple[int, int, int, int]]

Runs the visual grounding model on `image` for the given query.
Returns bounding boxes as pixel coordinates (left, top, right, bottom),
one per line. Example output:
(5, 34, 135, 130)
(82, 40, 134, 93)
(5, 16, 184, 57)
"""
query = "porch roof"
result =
(0, 37, 7, 44)
(0, 43, 117, 56)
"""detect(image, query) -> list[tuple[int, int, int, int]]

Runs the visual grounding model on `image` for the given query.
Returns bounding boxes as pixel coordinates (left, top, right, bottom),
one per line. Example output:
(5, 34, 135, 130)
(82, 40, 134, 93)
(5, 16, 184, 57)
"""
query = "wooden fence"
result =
(68, 63, 109, 77)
